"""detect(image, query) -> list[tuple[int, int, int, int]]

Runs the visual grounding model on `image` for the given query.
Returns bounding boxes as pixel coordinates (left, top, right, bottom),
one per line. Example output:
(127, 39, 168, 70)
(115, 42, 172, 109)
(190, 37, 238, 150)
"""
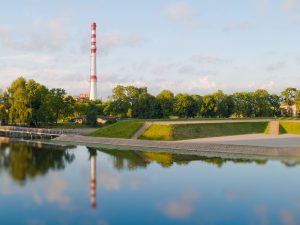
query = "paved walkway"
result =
(131, 122, 150, 139)
(53, 134, 300, 157)
(177, 134, 300, 147)
(148, 119, 272, 125)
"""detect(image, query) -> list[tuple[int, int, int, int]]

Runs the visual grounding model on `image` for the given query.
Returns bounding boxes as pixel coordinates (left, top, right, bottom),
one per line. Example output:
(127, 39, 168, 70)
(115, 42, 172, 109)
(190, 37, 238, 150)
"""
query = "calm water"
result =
(1, 139, 300, 225)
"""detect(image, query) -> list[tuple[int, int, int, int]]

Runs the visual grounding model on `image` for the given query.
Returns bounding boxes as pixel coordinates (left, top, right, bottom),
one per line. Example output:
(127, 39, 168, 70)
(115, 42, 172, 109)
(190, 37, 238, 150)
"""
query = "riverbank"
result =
(53, 134, 300, 157)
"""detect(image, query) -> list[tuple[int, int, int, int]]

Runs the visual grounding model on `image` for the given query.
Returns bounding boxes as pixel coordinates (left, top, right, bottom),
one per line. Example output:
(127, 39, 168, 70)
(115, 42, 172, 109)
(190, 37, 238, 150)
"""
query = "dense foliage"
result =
(1, 77, 300, 126)
(0, 77, 76, 126)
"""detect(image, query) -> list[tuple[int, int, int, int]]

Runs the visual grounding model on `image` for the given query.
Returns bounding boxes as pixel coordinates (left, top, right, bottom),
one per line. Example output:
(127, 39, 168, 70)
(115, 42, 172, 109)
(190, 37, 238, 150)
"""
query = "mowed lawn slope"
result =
(140, 122, 269, 141)
(280, 122, 300, 135)
(139, 124, 173, 140)
(88, 120, 143, 138)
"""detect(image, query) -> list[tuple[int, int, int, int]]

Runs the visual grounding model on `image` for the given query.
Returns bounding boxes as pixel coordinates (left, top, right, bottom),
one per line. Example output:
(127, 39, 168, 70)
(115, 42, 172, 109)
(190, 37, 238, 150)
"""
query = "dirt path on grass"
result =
(131, 122, 150, 139)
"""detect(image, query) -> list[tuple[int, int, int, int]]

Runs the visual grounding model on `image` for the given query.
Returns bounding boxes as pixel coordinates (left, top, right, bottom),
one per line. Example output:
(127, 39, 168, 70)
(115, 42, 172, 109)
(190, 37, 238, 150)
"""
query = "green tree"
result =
(0, 142, 75, 184)
(7, 77, 32, 125)
(156, 90, 174, 118)
(41, 88, 74, 124)
(111, 85, 130, 117)
(294, 90, 300, 116)
(268, 94, 281, 117)
(200, 94, 217, 117)
(74, 102, 89, 117)
(86, 102, 98, 126)
(214, 90, 233, 118)
(102, 100, 113, 116)
(232, 92, 254, 117)
(174, 94, 197, 117)
(281, 87, 297, 106)
(253, 89, 272, 117)
(191, 95, 203, 117)
(133, 93, 158, 118)
(25, 79, 49, 126)
(0, 91, 8, 123)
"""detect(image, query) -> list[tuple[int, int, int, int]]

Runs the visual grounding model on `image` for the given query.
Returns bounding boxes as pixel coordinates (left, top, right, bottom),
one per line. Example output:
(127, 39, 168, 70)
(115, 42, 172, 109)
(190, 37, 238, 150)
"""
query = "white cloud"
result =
(128, 176, 140, 190)
(266, 62, 285, 71)
(164, 2, 199, 29)
(80, 32, 146, 53)
(126, 34, 146, 47)
(46, 174, 71, 208)
(157, 192, 198, 219)
(191, 55, 224, 64)
(295, 14, 300, 24)
(224, 190, 247, 201)
(282, 0, 297, 12)
(32, 193, 43, 205)
(99, 32, 122, 51)
(151, 63, 176, 75)
(99, 168, 120, 191)
(280, 210, 296, 225)
(0, 17, 70, 52)
(188, 76, 217, 90)
(260, 81, 275, 90)
(0, 175, 12, 194)
(223, 22, 250, 32)
(257, 0, 269, 16)
(253, 205, 269, 225)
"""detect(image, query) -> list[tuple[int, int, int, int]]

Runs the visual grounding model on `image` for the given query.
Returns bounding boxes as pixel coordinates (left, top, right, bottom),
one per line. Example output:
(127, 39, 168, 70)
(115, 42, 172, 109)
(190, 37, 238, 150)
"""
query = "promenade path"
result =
(178, 134, 300, 147)
(149, 119, 272, 124)
(54, 134, 300, 157)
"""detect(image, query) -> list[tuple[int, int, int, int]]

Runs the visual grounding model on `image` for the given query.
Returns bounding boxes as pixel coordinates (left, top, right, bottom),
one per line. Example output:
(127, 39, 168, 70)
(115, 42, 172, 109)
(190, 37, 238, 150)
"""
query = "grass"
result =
(279, 122, 300, 135)
(139, 122, 269, 141)
(139, 124, 173, 140)
(88, 120, 144, 138)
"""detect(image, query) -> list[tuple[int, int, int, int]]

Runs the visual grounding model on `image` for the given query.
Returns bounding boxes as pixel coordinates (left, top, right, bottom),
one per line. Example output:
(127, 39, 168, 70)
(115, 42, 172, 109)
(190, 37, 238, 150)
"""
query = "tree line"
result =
(101, 85, 298, 119)
(0, 77, 299, 126)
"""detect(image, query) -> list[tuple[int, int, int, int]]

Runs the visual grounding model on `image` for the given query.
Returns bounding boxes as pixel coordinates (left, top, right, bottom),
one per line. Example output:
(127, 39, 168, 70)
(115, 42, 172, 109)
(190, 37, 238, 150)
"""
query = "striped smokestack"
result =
(89, 22, 97, 100)
(90, 154, 96, 209)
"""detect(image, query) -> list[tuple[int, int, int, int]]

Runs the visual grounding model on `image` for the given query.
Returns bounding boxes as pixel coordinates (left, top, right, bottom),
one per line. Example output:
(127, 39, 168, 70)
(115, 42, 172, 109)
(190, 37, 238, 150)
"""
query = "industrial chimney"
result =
(89, 22, 97, 100)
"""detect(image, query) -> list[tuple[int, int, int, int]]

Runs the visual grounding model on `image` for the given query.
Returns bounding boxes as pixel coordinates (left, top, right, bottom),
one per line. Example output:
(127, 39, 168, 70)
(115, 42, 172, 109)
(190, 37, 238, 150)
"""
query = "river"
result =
(0, 138, 300, 225)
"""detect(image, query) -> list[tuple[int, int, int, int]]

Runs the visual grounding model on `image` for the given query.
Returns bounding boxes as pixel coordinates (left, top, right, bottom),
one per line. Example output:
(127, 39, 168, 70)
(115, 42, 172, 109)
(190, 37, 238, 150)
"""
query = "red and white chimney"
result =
(90, 154, 96, 209)
(89, 22, 97, 100)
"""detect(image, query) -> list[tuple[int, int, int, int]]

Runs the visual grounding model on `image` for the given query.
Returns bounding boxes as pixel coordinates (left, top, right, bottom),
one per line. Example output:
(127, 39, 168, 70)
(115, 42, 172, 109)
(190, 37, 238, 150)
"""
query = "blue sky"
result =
(0, 0, 300, 99)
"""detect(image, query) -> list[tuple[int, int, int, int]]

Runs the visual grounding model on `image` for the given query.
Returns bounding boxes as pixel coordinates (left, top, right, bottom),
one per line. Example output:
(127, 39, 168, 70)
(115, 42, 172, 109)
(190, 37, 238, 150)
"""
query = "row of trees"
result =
(0, 77, 76, 126)
(1, 77, 300, 126)
(101, 85, 298, 118)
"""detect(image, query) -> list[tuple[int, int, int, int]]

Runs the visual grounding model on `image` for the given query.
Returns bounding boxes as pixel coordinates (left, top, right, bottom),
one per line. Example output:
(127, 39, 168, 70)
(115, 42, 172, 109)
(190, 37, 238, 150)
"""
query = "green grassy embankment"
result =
(279, 122, 300, 135)
(139, 124, 173, 140)
(88, 120, 144, 138)
(140, 122, 269, 141)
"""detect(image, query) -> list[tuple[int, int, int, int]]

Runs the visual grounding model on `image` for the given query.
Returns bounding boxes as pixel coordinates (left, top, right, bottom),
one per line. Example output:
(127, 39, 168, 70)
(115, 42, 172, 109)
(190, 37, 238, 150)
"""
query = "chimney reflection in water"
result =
(89, 149, 97, 209)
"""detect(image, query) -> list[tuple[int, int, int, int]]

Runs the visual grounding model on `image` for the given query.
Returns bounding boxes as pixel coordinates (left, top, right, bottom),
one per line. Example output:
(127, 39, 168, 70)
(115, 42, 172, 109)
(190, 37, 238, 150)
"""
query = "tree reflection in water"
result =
(98, 148, 300, 170)
(0, 140, 75, 184)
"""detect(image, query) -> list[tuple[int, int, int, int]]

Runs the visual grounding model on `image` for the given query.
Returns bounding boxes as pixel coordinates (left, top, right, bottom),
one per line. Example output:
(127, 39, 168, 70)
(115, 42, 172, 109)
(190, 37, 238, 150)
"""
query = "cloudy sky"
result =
(1, 0, 300, 99)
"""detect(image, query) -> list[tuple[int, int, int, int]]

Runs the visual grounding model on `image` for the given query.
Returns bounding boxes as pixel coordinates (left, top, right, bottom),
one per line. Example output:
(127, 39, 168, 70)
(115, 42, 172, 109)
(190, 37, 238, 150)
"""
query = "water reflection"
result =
(98, 148, 300, 169)
(88, 148, 97, 209)
(1, 140, 300, 225)
(0, 139, 75, 184)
